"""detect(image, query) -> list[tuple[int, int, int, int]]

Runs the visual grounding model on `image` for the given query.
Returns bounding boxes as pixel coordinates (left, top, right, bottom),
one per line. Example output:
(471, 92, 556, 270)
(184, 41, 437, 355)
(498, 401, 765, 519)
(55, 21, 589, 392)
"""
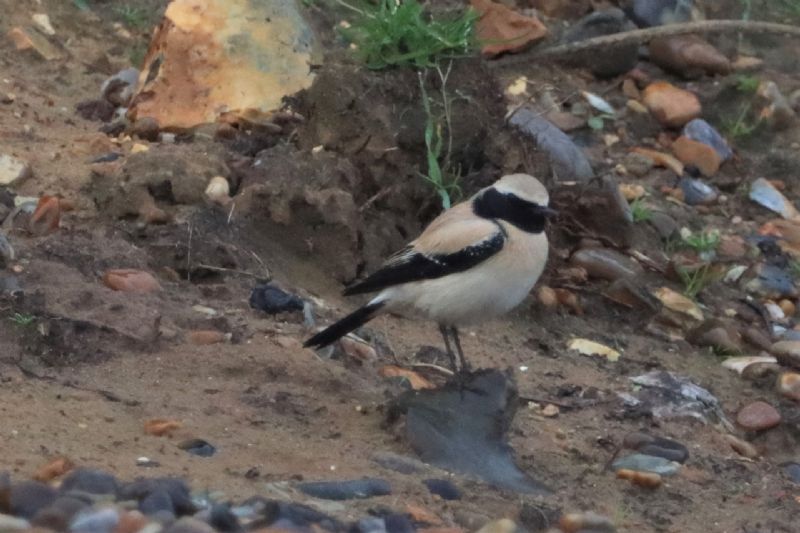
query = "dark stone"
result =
(9, 481, 58, 519)
(261, 500, 342, 531)
(393, 369, 550, 494)
(627, 0, 693, 27)
(296, 478, 391, 501)
(783, 462, 800, 484)
(384, 513, 415, 533)
(422, 479, 461, 500)
(31, 496, 88, 530)
(209, 504, 242, 532)
(249, 283, 304, 314)
(128, 117, 160, 142)
(562, 8, 639, 77)
(519, 502, 561, 532)
(91, 152, 122, 164)
(139, 489, 175, 516)
(177, 439, 216, 457)
(119, 478, 196, 516)
(76, 99, 115, 122)
(60, 468, 118, 496)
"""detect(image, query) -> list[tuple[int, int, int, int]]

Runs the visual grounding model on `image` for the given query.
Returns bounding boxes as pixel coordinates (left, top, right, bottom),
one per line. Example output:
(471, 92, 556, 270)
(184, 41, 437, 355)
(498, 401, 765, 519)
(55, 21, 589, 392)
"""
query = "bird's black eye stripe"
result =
(473, 188, 548, 234)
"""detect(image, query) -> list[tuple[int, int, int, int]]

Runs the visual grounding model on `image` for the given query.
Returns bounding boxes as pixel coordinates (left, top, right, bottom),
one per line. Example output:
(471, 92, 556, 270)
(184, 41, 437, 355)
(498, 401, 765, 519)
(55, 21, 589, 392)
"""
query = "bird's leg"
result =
(450, 327, 470, 373)
(438, 323, 458, 372)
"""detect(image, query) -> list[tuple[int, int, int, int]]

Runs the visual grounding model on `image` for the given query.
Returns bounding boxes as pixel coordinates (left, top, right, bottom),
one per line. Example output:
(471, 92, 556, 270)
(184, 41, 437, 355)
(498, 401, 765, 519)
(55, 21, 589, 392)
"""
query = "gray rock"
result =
(570, 248, 644, 281)
(0, 514, 29, 531)
(647, 211, 678, 239)
(611, 453, 682, 476)
(69, 507, 119, 533)
(61, 469, 119, 496)
(9, 481, 58, 519)
(0, 154, 31, 186)
(163, 517, 216, 533)
(563, 8, 638, 77)
(680, 177, 718, 205)
(683, 119, 733, 161)
(627, 0, 693, 27)
(509, 109, 594, 182)
(101, 68, 139, 107)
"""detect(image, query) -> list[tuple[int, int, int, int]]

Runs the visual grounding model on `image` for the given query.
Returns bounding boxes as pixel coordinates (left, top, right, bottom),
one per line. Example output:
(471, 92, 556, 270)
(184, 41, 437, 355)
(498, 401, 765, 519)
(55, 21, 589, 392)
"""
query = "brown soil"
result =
(1, 1, 799, 532)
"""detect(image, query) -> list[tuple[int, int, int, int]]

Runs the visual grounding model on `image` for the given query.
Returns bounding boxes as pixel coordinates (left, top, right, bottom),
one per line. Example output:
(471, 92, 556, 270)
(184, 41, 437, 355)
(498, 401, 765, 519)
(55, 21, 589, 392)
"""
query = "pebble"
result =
(103, 269, 162, 293)
(422, 479, 461, 500)
(0, 153, 32, 186)
(562, 8, 638, 78)
(177, 438, 216, 457)
(622, 432, 689, 463)
(205, 176, 230, 205)
(736, 401, 781, 431)
(616, 469, 662, 488)
(129, 117, 160, 142)
(249, 283, 304, 314)
(771, 340, 800, 369)
(742, 263, 798, 299)
(683, 118, 733, 161)
(475, 518, 518, 533)
(61, 468, 119, 496)
(119, 478, 195, 515)
(29, 195, 61, 236)
(69, 507, 119, 533)
(648, 35, 730, 78)
(673, 136, 722, 177)
(757, 81, 797, 130)
(31, 14, 56, 35)
(622, 152, 654, 177)
(570, 248, 643, 281)
(777, 372, 800, 401)
(559, 511, 615, 533)
(296, 478, 391, 500)
(9, 481, 58, 519)
(643, 81, 701, 128)
(784, 463, 800, 484)
(749, 178, 800, 219)
(0, 514, 30, 531)
(627, 0, 693, 27)
(509, 109, 594, 182)
(721, 355, 777, 375)
(471, 0, 547, 57)
(611, 453, 682, 476)
(163, 517, 216, 533)
(679, 176, 718, 205)
(647, 211, 679, 239)
(724, 434, 759, 458)
(139, 489, 174, 517)
(187, 330, 227, 345)
(631, 146, 684, 175)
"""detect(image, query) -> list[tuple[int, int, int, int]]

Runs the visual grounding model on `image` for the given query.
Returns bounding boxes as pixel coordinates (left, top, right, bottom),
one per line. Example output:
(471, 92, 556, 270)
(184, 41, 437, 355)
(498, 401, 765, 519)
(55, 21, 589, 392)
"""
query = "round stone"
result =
(736, 401, 781, 431)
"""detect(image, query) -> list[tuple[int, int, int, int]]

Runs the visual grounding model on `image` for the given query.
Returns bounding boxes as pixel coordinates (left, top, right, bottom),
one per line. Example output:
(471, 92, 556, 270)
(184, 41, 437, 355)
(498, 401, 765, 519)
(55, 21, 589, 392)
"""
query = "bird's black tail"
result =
(304, 300, 386, 349)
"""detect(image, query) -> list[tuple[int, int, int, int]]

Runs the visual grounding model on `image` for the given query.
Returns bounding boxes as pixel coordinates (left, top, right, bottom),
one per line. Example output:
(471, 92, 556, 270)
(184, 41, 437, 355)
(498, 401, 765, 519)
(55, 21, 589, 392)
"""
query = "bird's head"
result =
(472, 174, 556, 232)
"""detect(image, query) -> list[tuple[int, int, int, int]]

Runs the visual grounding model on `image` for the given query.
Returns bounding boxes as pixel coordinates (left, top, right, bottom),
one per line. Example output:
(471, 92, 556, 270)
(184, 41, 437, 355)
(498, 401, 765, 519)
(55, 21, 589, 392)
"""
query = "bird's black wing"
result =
(343, 231, 506, 296)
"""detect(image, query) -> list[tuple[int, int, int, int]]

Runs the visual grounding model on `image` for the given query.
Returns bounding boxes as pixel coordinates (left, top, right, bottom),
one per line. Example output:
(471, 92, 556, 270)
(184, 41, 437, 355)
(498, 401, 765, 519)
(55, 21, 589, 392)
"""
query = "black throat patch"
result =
(473, 188, 548, 233)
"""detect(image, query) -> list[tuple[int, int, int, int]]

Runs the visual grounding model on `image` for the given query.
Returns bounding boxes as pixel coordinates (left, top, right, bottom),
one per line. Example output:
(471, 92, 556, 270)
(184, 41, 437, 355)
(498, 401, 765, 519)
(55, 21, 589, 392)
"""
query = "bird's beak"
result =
(538, 206, 558, 218)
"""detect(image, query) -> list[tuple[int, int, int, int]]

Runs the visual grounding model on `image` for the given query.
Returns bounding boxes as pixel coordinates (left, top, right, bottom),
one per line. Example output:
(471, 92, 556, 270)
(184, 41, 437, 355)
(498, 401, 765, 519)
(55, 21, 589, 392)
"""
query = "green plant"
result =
(418, 66, 461, 209)
(722, 102, 762, 139)
(128, 43, 147, 67)
(587, 113, 615, 131)
(115, 5, 150, 30)
(73, 0, 90, 10)
(9, 313, 35, 326)
(677, 264, 720, 299)
(681, 229, 721, 254)
(337, 0, 478, 69)
(629, 198, 652, 223)
(735, 75, 760, 94)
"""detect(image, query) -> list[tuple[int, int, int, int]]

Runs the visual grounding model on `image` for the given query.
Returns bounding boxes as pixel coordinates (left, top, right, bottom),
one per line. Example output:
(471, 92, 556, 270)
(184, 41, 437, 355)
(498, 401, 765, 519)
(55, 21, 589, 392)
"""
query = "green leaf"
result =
(587, 116, 604, 131)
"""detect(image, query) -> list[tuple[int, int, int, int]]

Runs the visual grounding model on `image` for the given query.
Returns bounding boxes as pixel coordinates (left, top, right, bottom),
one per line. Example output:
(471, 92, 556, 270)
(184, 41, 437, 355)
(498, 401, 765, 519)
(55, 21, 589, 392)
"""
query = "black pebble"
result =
(297, 478, 391, 501)
(9, 481, 58, 519)
(119, 478, 196, 516)
(31, 496, 89, 531)
(422, 478, 461, 500)
(209, 504, 242, 533)
(60, 468, 119, 496)
(261, 500, 342, 531)
(249, 283, 304, 314)
(139, 488, 175, 517)
(178, 438, 216, 457)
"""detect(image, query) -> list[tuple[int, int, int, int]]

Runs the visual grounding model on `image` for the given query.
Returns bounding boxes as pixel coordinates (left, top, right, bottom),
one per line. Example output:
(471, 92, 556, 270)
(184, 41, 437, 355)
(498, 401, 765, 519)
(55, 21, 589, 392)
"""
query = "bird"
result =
(304, 173, 556, 372)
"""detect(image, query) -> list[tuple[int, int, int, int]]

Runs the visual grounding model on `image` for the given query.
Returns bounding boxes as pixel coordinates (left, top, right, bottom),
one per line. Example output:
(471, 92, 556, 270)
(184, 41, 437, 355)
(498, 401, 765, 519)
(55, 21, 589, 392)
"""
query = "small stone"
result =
(101, 68, 139, 107)
(750, 177, 800, 219)
(559, 511, 615, 533)
(139, 489, 174, 516)
(0, 514, 30, 531)
(471, 0, 548, 57)
(784, 463, 800, 484)
(631, 146, 684, 175)
(717, 235, 748, 259)
(622, 152, 654, 177)
(7, 26, 62, 60)
(683, 118, 733, 161)
(76, 99, 116, 122)
(616, 469, 662, 488)
(144, 419, 182, 437)
(130, 143, 149, 154)
(33, 457, 74, 482)
(537, 286, 558, 308)
(742, 263, 798, 299)
(561, 8, 638, 78)
(679, 177, 718, 205)
(672, 137, 722, 176)
(249, 283, 304, 314)
(611, 453, 682, 476)
(129, 117, 160, 142)
(31, 14, 56, 36)
(649, 35, 730, 79)
(205, 176, 230, 205)
(541, 404, 559, 417)
(177, 438, 216, 457)
(103, 269, 161, 293)
(475, 519, 518, 533)
(296, 478, 391, 500)
(61, 468, 119, 496)
(779, 299, 796, 317)
(9, 481, 57, 519)
(736, 401, 781, 431)
(70, 507, 121, 533)
(0, 154, 32, 186)
(777, 372, 800, 401)
(619, 183, 645, 201)
(422, 479, 461, 500)
(724, 434, 759, 458)
(187, 330, 227, 345)
(570, 248, 643, 281)
(771, 340, 800, 369)
(627, 0, 692, 27)
(642, 81, 702, 128)
(164, 516, 217, 533)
